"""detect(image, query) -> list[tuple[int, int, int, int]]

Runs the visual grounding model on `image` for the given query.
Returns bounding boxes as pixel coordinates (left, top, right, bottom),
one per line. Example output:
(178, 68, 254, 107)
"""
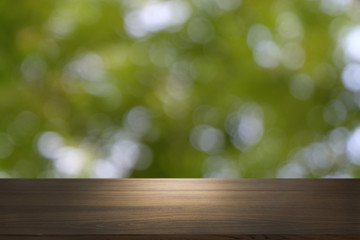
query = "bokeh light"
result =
(1, 0, 360, 178)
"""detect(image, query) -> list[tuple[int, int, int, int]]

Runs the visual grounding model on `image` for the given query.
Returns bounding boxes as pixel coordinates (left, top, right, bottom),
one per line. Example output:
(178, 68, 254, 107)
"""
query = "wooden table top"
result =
(0, 179, 359, 239)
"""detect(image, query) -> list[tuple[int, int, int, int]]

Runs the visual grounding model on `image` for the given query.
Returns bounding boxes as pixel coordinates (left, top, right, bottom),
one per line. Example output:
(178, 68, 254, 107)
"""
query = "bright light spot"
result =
(324, 172, 353, 178)
(0, 171, 10, 178)
(226, 103, 264, 149)
(342, 63, 360, 92)
(289, 73, 314, 100)
(92, 160, 118, 178)
(53, 147, 87, 176)
(46, 17, 74, 39)
(38, 131, 64, 159)
(253, 41, 281, 69)
(109, 140, 140, 169)
(108, 139, 152, 176)
(134, 144, 153, 170)
(281, 42, 306, 70)
(237, 115, 263, 145)
(187, 18, 215, 44)
(328, 127, 349, 155)
(38, 132, 88, 176)
(247, 24, 272, 49)
(276, 12, 303, 40)
(215, 0, 242, 11)
(0, 133, 13, 159)
(125, 0, 191, 38)
(343, 26, 360, 62)
(202, 156, 240, 178)
(21, 55, 47, 81)
(190, 125, 225, 154)
(346, 127, 360, 165)
(304, 142, 333, 171)
(65, 52, 105, 82)
(125, 106, 152, 138)
(46, 8, 76, 39)
(277, 162, 305, 178)
(237, 115, 263, 146)
(321, 0, 353, 16)
(279, 127, 351, 177)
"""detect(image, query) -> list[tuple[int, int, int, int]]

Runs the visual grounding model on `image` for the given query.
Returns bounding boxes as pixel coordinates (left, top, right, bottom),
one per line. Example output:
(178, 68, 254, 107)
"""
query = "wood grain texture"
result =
(0, 179, 359, 239)
(0, 235, 359, 240)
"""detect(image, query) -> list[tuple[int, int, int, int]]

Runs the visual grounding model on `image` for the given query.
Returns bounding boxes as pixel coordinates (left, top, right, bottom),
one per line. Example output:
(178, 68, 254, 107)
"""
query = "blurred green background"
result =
(0, 0, 360, 178)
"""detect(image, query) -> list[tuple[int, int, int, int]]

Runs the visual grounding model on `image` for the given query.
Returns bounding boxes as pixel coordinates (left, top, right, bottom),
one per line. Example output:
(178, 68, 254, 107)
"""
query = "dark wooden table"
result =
(0, 179, 359, 239)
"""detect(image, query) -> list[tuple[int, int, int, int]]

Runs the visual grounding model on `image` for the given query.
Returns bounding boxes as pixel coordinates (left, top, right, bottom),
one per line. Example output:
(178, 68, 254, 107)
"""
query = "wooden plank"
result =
(0, 179, 359, 239)
(0, 235, 359, 240)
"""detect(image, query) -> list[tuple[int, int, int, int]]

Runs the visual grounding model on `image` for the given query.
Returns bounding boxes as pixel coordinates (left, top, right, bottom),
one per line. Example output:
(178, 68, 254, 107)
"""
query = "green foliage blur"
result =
(0, 0, 360, 178)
